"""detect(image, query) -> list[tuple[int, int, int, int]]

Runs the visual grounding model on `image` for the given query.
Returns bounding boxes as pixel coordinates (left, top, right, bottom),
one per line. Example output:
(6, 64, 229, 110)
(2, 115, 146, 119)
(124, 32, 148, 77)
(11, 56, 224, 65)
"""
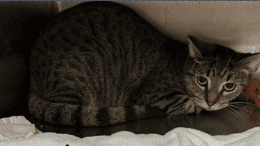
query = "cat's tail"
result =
(28, 93, 167, 127)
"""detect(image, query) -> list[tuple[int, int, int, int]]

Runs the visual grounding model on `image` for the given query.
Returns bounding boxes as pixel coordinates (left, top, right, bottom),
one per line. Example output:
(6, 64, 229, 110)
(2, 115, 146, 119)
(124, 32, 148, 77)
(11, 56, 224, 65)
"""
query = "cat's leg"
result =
(149, 94, 203, 118)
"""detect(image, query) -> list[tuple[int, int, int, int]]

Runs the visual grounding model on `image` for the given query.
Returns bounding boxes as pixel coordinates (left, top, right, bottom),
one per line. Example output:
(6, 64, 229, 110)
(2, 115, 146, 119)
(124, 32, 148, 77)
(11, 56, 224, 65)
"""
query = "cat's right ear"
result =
(188, 36, 204, 63)
(237, 53, 260, 74)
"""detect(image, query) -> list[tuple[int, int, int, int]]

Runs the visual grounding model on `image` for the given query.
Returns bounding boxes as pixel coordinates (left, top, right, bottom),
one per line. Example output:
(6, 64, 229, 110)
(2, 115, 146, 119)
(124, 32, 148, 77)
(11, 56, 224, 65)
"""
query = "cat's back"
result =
(32, 1, 170, 57)
(49, 2, 143, 26)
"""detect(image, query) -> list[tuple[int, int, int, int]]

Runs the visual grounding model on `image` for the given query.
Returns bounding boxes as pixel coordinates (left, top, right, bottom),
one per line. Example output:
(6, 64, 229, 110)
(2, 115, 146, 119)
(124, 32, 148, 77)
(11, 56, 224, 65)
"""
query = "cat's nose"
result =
(206, 89, 220, 106)
(206, 100, 217, 106)
(206, 97, 219, 106)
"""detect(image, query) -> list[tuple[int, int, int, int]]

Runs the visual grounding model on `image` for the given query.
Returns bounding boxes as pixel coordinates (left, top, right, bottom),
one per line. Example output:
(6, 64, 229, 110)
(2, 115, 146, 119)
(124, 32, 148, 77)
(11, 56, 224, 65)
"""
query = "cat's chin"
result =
(203, 108, 217, 111)
(202, 106, 225, 112)
(195, 105, 215, 112)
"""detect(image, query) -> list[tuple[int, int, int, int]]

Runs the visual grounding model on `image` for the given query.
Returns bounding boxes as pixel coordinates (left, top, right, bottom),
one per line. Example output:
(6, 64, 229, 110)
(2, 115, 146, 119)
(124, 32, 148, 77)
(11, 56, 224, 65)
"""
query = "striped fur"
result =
(29, 2, 260, 127)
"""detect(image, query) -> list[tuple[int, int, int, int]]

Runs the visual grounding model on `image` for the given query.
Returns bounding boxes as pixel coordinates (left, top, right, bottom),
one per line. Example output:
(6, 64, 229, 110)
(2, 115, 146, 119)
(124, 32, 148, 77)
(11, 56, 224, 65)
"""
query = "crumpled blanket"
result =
(0, 116, 259, 146)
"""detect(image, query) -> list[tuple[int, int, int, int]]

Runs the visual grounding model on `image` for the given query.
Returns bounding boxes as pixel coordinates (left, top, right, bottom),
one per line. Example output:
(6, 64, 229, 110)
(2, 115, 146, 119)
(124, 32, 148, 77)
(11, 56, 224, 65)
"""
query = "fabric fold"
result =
(0, 116, 259, 146)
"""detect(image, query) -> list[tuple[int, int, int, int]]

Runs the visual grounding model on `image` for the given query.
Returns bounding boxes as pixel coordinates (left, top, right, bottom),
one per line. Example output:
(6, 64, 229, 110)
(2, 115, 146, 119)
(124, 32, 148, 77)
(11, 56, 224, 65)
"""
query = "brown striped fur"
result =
(29, 2, 260, 127)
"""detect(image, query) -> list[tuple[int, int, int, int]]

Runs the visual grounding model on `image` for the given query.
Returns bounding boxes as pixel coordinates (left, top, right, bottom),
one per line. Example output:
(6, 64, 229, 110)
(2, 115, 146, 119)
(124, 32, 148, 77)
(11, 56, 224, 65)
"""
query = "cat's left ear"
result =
(238, 53, 260, 73)
(188, 36, 204, 63)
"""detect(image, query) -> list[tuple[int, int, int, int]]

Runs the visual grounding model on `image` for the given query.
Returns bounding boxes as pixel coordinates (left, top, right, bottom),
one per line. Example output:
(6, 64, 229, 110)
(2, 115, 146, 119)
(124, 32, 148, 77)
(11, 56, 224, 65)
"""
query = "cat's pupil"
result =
(197, 76, 207, 86)
(224, 83, 236, 91)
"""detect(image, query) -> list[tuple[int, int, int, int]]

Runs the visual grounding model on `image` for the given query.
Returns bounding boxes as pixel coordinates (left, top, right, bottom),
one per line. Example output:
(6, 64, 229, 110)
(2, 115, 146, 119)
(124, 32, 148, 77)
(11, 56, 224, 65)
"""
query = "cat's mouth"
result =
(203, 107, 218, 111)
(198, 103, 229, 111)
(195, 98, 228, 111)
(197, 106, 216, 111)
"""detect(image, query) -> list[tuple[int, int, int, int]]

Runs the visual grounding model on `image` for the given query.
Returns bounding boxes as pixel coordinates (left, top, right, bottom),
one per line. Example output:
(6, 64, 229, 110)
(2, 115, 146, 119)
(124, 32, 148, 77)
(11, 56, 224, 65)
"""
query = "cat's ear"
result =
(188, 36, 204, 63)
(237, 53, 260, 73)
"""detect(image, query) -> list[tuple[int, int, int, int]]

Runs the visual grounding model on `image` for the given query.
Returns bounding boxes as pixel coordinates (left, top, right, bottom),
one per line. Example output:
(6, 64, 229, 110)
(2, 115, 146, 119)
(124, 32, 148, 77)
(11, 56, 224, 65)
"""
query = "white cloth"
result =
(0, 116, 259, 146)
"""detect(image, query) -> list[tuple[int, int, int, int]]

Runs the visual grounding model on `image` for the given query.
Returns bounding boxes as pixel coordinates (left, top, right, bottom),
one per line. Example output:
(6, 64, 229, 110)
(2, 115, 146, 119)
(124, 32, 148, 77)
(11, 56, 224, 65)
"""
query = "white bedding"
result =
(0, 116, 259, 146)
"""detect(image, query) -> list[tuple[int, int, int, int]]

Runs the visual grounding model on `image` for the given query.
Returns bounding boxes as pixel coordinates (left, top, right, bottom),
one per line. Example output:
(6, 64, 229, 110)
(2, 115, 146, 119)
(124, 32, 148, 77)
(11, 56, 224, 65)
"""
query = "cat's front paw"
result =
(167, 97, 200, 117)
(194, 105, 203, 114)
(183, 97, 203, 114)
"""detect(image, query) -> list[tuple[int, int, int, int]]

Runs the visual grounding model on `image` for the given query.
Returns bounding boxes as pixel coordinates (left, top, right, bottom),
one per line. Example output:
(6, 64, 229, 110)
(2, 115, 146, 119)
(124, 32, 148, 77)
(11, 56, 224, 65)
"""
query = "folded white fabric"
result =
(0, 116, 40, 141)
(0, 116, 259, 146)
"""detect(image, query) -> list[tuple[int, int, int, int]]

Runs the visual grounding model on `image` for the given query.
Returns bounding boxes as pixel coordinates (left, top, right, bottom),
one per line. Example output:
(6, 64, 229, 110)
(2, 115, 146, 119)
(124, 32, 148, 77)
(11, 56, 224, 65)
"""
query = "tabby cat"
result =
(29, 1, 260, 127)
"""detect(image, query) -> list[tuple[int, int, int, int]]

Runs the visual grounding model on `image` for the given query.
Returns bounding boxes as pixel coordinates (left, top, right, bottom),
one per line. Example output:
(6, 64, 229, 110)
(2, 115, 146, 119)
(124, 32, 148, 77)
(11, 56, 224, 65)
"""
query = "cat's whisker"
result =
(229, 102, 259, 110)
(229, 103, 259, 112)
(225, 107, 244, 122)
(229, 105, 256, 111)
(228, 104, 249, 111)
(228, 105, 260, 118)
(229, 101, 257, 107)
(223, 108, 236, 118)
(223, 108, 238, 119)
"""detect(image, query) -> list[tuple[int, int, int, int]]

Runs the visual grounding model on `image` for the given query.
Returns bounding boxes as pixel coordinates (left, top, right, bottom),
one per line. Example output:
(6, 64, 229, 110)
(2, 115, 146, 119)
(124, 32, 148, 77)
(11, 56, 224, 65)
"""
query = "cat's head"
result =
(183, 36, 260, 111)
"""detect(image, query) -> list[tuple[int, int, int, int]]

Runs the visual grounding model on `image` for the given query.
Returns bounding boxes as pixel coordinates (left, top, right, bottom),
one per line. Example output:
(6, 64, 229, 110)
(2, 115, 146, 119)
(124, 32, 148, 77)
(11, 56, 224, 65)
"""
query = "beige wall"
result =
(58, 1, 260, 79)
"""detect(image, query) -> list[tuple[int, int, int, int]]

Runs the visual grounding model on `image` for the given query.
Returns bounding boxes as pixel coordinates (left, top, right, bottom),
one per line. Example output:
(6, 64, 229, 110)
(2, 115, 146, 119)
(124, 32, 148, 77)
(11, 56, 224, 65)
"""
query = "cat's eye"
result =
(197, 76, 208, 86)
(223, 83, 236, 91)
